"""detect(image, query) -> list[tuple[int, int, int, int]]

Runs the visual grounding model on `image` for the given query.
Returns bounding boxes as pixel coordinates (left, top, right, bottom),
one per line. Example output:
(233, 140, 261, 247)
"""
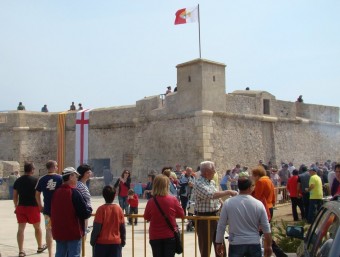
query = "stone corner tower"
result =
(175, 58, 226, 113)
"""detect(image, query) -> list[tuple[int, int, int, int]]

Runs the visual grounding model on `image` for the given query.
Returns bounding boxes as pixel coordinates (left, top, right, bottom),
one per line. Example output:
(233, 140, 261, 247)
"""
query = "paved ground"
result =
(0, 197, 296, 257)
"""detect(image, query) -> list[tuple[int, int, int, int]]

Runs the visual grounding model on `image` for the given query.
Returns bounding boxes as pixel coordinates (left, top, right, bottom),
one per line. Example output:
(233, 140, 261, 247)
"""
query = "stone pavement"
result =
(0, 197, 296, 257)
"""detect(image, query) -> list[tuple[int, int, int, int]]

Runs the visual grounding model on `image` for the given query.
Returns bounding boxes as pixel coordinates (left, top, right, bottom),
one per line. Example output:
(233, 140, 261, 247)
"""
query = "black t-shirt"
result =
(13, 175, 38, 206)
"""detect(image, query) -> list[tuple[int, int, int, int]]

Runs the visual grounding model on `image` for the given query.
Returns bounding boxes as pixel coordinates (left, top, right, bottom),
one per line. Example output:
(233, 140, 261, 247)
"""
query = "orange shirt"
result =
(94, 203, 125, 244)
(252, 176, 276, 220)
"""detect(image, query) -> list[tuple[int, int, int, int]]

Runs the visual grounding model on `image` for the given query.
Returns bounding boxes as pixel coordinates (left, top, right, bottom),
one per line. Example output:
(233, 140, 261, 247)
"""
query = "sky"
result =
(1, 1, 339, 112)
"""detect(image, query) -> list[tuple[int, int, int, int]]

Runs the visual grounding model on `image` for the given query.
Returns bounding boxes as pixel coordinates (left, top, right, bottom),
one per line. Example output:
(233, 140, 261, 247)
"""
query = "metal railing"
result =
(82, 214, 219, 257)
(274, 186, 290, 204)
(83, 187, 290, 257)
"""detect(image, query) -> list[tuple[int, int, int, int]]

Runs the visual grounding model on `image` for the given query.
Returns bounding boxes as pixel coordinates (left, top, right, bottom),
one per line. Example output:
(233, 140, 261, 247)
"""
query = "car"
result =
(286, 196, 340, 257)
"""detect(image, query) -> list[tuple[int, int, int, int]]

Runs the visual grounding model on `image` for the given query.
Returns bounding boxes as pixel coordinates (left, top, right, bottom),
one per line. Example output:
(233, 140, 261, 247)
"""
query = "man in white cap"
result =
(51, 167, 92, 257)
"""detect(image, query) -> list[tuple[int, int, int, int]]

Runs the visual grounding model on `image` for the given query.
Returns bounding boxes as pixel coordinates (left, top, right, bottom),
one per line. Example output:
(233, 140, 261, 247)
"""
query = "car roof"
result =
(323, 198, 340, 216)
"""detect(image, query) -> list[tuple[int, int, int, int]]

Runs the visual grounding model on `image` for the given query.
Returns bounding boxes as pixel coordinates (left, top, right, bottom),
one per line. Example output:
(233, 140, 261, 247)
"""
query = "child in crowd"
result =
(90, 186, 126, 257)
(127, 189, 139, 225)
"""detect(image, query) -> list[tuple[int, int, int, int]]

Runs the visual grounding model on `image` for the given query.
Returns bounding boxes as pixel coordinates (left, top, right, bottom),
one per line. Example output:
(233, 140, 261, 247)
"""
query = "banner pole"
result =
(198, 4, 201, 58)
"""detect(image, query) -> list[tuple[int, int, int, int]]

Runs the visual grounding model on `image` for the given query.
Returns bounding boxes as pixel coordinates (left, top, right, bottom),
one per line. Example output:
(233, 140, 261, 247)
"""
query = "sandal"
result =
(37, 244, 48, 253)
(18, 252, 26, 257)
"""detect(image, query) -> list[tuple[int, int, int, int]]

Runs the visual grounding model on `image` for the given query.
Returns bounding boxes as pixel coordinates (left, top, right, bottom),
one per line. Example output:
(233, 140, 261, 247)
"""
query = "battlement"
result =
(0, 59, 339, 182)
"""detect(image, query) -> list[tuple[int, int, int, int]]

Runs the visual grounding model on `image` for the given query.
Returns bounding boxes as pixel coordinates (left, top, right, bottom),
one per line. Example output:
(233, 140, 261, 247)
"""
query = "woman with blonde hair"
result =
(144, 174, 184, 257)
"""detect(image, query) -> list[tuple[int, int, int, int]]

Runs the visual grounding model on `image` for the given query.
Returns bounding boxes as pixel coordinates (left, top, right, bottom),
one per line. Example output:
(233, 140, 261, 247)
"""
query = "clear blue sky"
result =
(1, 1, 339, 112)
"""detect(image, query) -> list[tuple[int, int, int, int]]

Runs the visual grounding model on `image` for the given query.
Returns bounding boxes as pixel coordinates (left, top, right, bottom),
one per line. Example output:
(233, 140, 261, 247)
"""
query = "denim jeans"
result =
(229, 244, 262, 257)
(93, 243, 122, 257)
(220, 184, 228, 191)
(180, 196, 189, 216)
(118, 196, 129, 214)
(308, 199, 322, 224)
(128, 206, 138, 224)
(9, 186, 14, 199)
(150, 237, 176, 257)
(55, 239, 81, 257)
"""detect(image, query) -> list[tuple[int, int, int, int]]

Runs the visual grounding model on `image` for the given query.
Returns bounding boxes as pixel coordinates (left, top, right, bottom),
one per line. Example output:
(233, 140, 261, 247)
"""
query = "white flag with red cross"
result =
(75, 109, 91, 167)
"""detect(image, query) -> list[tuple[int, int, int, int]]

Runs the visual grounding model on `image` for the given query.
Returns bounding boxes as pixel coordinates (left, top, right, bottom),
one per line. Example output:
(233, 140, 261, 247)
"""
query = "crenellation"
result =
(0, 58, 339, 193)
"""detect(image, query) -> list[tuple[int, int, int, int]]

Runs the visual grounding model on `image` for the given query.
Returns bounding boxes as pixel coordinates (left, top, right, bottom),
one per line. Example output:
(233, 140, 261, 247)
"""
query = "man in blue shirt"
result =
(35, 160, 63, 257)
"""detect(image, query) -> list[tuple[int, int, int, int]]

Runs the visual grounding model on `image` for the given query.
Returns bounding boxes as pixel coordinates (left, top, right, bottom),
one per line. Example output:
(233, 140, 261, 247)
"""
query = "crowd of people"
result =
(11, 158, 340, 257)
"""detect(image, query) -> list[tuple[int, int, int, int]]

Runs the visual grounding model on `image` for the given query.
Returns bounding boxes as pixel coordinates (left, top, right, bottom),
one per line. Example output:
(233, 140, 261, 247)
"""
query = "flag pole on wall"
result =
(174, 5, 201, 58)
(198, 4, 201, 58)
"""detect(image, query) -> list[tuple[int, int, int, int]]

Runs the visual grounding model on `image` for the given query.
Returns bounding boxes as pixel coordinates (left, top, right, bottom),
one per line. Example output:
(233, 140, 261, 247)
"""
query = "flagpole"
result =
(198, 4, 201, 58)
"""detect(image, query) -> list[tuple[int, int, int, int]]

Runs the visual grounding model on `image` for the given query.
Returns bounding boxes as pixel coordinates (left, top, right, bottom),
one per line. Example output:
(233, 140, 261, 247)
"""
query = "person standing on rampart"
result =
(69, 102, 76, 111)
(165, 86, 172, 95)
(17, 102, 25, 110)
(41, 105, 48, 112)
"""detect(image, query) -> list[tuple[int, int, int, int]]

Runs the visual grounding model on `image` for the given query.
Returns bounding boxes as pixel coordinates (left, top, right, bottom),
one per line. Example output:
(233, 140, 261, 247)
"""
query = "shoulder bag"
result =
(153, 196, 183, 254)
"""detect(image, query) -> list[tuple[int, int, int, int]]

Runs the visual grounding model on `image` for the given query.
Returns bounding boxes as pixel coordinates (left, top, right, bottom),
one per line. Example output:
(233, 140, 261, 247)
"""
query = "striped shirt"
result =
(194, 176, 220, 213)
(76, 181, 92, 208)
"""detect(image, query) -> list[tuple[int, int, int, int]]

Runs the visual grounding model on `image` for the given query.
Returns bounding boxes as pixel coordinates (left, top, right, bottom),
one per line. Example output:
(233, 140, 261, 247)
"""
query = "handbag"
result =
(153, 196, 183, 254)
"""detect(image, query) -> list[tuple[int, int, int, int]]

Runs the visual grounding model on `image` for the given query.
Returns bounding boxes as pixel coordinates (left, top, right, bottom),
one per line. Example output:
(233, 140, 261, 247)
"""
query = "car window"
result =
(308, 210, 339, 257)
(307, 208, 328, 252)
(316, 212, 338, 257)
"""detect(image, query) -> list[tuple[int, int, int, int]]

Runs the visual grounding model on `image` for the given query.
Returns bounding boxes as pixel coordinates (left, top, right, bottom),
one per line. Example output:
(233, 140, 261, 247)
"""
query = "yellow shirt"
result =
(309, 174, 323, 199)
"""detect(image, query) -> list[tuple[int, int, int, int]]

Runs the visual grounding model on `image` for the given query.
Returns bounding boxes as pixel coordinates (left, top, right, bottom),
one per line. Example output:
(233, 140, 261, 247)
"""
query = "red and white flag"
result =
(174, 6, 198, 25)
(75, 109, 91, 167)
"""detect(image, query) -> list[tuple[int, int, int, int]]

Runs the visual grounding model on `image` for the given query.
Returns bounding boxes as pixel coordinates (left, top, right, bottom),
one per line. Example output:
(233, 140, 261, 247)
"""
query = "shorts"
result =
(44, 214, 52, 229)
(16, 206, 41, 224)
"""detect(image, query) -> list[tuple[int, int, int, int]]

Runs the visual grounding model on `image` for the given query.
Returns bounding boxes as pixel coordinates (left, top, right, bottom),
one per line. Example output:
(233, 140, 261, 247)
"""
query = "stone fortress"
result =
(0, 59, 339, 189)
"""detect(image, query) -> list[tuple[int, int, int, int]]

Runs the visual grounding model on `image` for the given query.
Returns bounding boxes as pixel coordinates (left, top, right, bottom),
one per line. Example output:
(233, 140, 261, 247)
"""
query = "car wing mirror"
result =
(286, 225, 304, 239)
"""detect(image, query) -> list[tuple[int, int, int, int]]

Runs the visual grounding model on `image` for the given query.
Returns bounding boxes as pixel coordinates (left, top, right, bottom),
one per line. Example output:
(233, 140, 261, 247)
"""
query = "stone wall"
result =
(0, 161, 20, 199)
(211, 113, 340, 171)
(0, 59, 339, 190)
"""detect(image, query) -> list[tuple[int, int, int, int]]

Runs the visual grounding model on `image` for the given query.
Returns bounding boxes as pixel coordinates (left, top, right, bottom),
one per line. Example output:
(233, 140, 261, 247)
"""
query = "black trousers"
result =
(290, 197, 305, 221)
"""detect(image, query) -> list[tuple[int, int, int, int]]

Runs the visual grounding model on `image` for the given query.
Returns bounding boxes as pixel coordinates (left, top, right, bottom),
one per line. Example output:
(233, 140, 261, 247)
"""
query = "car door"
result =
(304, 207, 339, 257)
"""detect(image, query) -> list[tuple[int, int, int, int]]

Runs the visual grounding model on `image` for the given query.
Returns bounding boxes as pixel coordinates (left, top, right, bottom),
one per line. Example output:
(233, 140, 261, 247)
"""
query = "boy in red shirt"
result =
(127, 189, 139, 225)
(90, 185, 126, 257)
